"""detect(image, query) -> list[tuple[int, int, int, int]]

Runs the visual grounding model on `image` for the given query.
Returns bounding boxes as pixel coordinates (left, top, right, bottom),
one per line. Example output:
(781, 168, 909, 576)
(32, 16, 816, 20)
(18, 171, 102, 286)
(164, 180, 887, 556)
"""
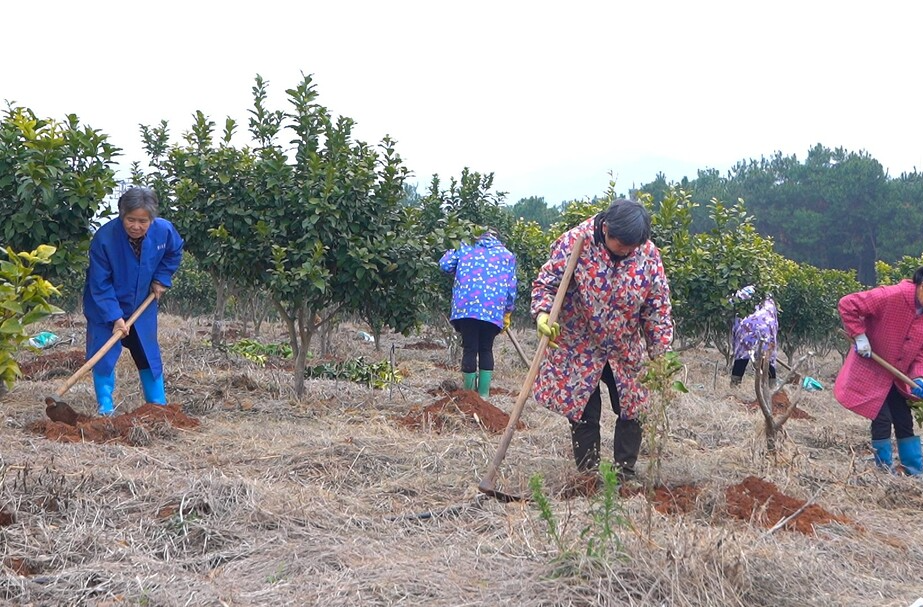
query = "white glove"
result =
(854, 333, 872, 358)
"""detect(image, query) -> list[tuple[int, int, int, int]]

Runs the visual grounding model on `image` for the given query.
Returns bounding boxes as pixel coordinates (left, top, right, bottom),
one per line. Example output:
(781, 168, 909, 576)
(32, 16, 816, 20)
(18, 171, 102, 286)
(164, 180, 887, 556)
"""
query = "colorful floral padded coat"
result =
(834, 280, 923, 419)
(530, 216, 673, 421)
(439, 233, 517, 330)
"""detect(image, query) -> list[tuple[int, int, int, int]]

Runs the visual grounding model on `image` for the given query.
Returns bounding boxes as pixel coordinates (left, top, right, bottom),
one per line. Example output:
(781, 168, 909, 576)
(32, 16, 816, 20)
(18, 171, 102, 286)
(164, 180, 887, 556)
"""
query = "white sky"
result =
(4, 1, 923, 205)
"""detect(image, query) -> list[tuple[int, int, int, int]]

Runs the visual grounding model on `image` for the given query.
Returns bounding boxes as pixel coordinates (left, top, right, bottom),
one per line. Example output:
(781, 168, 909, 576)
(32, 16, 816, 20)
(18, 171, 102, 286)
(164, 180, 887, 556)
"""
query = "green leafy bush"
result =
(304, 357, 401, 389)
(0, 245, 64, 393)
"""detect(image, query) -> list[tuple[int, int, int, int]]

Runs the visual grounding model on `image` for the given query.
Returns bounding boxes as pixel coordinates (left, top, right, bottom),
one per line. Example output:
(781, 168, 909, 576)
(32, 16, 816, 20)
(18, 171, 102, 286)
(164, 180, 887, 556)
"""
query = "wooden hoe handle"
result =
(479, 234, 585, 496)
(870, 352, 918, 389)
(54, 293, 157, 398)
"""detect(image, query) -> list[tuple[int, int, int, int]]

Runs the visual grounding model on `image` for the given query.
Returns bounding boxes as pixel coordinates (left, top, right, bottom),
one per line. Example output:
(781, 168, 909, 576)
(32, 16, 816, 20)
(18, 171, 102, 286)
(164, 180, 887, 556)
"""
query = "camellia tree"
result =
(0, 105, 119, 293)
(147, 73, 458, 396)
(137, 110, 261, 345)
(638, 187, 779, 361)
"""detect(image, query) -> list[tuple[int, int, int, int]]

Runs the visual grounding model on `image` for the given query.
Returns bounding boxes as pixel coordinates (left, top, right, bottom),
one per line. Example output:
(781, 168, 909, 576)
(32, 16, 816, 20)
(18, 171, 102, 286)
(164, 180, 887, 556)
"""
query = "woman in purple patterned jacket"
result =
(439, 231, 517, 398)
(729, 286, 779, 387)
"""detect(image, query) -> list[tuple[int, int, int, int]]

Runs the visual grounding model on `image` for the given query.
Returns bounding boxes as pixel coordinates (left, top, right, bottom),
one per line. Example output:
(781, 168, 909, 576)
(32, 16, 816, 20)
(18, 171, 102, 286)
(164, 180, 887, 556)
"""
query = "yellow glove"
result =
(503, 313, 512, 331)
(536, 312, 560, 349)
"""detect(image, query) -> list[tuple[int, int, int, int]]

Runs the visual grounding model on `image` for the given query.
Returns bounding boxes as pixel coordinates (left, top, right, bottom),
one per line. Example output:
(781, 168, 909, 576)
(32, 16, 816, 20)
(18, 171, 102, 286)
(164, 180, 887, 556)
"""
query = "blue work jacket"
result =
(83, 216, 184, 378)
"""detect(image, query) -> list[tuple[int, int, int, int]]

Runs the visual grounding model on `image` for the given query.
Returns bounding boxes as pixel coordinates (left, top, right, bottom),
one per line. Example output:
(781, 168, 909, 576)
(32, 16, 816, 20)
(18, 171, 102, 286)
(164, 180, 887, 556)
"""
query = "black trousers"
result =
(121, 325, 151, 371)
(871, 385, 915, 440)
(569, 362, 643, 473)
(731, 357, 776, 379)
(453, 318, 501, 373)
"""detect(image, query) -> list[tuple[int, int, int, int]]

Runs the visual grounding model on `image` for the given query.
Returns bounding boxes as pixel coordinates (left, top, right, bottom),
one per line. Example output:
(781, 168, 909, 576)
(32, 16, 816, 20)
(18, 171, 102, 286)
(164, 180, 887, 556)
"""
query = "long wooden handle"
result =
(54, 293, 157, 397)
(505, 328, 530, 366)
(870, 352, 917, 388)
(479, 233, 585, 494)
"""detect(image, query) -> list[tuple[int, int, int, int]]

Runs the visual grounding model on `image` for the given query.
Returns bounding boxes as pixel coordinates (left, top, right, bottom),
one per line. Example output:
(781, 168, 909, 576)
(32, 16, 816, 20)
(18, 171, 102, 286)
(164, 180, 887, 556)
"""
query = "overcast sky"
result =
(4, 1, 922, 205)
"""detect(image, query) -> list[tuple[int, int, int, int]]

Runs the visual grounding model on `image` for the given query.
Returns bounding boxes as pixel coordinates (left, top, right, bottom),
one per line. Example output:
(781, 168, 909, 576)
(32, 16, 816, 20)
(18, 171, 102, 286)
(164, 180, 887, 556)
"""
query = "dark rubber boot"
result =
(570, 419, 601, 472)
(613, 417, 643, 479)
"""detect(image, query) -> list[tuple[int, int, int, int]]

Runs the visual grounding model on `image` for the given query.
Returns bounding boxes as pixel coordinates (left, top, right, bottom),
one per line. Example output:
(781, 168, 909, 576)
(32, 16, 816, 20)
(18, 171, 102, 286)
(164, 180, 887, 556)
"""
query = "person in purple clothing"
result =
(729, 285, 779, 387)
(439, 230, 517, 398)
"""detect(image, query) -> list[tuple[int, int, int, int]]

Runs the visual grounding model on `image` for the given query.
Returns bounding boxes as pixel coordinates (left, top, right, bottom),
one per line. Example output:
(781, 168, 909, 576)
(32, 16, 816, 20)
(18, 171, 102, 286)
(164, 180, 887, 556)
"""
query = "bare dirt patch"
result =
(18, 348, 85, 380)
(743, 389, 814, 420)
(403, 340, 445, 350)
(28, 404, 200, 446)
(725, 475, 848, 535)
(397, 389, 524, 433)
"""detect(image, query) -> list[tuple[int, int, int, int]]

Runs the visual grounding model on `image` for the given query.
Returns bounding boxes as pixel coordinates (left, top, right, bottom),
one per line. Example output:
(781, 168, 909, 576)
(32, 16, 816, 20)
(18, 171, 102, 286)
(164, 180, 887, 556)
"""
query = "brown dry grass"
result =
(2, 315, 923, 606)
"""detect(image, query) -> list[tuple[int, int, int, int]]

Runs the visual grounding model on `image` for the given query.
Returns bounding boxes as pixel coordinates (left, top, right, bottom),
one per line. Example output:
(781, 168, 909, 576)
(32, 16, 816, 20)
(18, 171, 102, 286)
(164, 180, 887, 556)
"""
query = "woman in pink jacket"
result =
(834, 268, 923, 475)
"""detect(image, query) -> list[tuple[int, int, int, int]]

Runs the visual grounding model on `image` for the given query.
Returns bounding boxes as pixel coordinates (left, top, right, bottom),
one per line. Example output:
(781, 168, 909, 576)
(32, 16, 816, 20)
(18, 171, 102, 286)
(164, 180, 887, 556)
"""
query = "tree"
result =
(0, 105, 119, 290)
(509, 196, 560, 229)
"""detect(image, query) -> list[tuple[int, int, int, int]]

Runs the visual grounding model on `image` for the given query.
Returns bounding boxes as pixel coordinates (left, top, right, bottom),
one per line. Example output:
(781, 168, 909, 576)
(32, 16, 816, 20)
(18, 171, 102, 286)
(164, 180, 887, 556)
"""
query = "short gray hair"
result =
(118, 187, 159, 218)
(600, 199, 651, 246)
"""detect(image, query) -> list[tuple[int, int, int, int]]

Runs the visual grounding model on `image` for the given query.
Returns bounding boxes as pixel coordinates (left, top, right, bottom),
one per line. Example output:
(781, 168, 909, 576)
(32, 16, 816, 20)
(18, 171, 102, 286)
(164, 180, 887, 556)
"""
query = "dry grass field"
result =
(2, 313, 923, 606)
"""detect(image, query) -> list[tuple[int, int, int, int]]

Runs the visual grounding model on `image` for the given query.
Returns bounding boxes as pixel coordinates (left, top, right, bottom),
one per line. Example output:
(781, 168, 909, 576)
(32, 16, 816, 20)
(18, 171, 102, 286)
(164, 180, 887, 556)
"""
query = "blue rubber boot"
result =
(871, 438, 894, 471)
(896, 436, 923, 476)
(93, 370, 116, 416)
(139, 368, 167, 405)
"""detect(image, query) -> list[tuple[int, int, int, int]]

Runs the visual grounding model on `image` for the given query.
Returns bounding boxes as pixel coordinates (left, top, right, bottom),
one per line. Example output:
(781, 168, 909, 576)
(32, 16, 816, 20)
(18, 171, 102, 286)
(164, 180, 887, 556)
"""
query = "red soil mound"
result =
(18, 349, 86, 380)
(745, 389, 814, 420)
(620, 483, 702, 515)
(559, 476, 701, 515)
(29, 404, 200, 446)
(398, 390, 524, 434)
(725, 475, 848, 535)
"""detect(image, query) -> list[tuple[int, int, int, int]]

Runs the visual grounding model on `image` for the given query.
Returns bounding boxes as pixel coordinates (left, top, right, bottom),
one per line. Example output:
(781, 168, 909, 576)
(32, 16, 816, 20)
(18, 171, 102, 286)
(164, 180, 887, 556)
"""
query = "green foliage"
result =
(580, 461, 628, 558)
(875, 255, 923, 286)
(550, 197, 608, 235)
(0, 105, 119, 283)
(529, 461, 628, 560)
(304, 356, 401, 389)
(509, 196, 560, 229)
(158, 254, 217, 319)
(640, 351, 687, 534)
(774, 259, 861, 360)
(504, 218, 553, 320)
(643, 187, 778, 356)
(0, 245, 64, 392)
(139, 74, 447, 394)
(227, 338, 294, 366)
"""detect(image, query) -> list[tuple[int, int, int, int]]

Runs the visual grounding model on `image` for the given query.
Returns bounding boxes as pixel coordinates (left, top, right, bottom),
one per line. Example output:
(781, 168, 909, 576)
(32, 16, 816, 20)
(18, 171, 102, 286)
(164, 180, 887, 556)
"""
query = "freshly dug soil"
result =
(725, 475, 848, 535)
(403, 340, 445, 351)
(744, 389, 814, 420)
(29, 404, 200, 446)
(397, 390, 525, 434)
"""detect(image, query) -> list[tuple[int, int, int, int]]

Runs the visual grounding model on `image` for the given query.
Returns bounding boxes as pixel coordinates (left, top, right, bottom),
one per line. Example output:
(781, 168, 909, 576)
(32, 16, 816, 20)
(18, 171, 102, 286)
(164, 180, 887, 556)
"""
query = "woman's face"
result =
(122, 208, 153, 239)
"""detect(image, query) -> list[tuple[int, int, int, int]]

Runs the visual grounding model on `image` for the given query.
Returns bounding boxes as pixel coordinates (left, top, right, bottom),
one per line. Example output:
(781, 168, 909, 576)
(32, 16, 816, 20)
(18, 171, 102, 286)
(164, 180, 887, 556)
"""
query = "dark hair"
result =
(600, 199, 651, 246)
(913, 266, 923, 285)
(118, 187, 159, 218)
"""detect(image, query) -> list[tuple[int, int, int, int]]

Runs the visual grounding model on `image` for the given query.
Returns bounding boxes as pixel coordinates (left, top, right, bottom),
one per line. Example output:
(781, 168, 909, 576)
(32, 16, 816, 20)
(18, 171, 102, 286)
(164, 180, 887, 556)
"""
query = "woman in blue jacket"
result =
(439, 230, 517, 397)
(83, 187, 184, 415)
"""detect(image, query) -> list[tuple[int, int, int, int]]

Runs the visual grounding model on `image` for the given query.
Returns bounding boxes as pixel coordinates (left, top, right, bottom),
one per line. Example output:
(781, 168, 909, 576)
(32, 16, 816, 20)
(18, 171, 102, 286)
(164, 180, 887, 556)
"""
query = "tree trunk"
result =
(211, 274, 228, 347)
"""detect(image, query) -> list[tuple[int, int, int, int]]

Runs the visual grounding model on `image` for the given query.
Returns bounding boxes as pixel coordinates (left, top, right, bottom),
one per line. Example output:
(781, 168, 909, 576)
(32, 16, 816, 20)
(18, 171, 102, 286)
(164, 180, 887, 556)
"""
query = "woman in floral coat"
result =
(531, 199, 673, 478)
